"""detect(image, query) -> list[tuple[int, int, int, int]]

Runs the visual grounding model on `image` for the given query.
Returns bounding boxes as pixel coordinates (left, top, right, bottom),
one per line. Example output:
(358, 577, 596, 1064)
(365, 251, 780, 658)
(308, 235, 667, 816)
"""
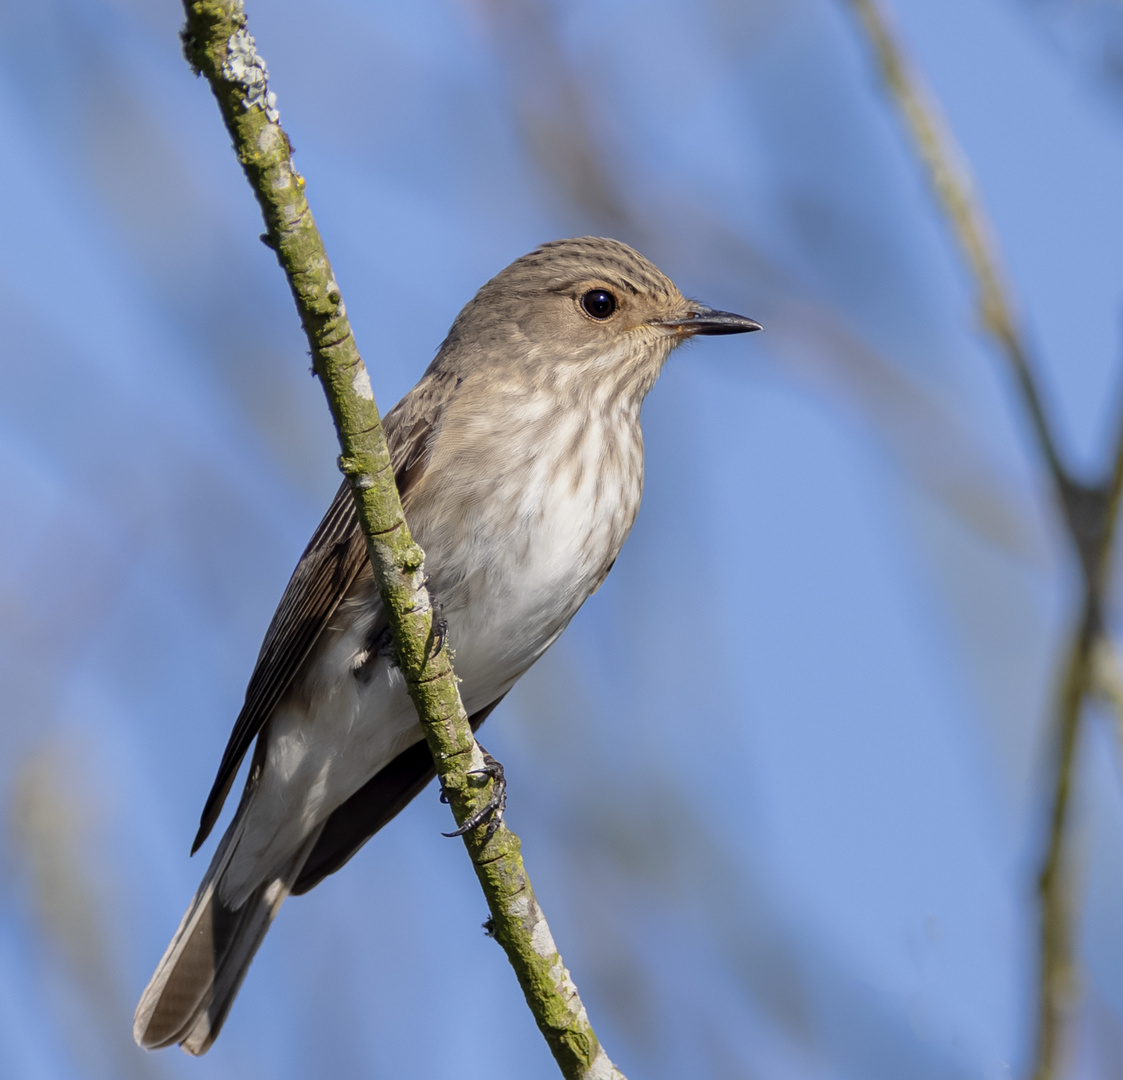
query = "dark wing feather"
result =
(192, 375, 449, 855)
(192, 480, 368, 852)
(291, 698, 504, 894)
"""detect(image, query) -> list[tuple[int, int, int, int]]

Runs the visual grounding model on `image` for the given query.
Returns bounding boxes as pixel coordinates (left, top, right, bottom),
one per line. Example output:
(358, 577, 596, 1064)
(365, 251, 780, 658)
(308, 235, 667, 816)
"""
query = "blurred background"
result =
(2, 0, 1123, 1077)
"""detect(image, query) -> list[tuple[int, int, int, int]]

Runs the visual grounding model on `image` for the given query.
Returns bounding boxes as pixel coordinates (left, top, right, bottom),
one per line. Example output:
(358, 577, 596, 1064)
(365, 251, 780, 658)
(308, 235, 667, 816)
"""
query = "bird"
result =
(133, 236, 760, 1054)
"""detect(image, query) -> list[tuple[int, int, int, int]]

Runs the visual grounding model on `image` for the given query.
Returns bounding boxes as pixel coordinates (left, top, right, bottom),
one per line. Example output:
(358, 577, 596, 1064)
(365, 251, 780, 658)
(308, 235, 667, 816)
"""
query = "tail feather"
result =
(134, 821, 322, 1054)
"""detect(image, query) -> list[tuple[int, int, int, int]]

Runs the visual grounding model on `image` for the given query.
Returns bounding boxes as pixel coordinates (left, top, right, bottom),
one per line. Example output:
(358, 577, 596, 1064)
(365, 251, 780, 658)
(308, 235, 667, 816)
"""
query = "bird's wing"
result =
(291, 696, 505, 894)
(191, 377, 448, 854)
(191, 480, 367, 852)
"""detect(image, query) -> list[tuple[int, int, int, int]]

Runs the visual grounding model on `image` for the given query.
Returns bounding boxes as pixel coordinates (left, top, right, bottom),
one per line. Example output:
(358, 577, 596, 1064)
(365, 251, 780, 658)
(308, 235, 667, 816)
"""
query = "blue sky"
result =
(2, 1, 1123, 1077)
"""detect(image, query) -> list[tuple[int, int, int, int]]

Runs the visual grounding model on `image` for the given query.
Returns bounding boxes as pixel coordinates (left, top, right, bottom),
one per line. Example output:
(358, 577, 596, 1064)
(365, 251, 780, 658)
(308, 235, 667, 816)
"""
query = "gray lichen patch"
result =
(222, 28, 279, 122)
(351, 368, 374, 401)
(531, 916, 558, 959)
(584, 1048, 621, 1080)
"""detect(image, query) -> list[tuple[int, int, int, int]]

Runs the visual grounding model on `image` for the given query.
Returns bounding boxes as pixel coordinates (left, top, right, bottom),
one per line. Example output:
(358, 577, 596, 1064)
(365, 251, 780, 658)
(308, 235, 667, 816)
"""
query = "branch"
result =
(1031, 411, 1123, 1080)
(841, 0, 1068, 503)
(1092, 638, 1123, 738)
(839, 3, 1123, 1078)
(178, 4, 623, 1077)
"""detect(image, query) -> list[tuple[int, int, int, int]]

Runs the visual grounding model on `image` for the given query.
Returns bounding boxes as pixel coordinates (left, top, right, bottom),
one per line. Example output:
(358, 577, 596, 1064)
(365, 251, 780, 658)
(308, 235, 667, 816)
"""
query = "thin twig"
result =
(1033, 407, 1123, 1079)
(842, 0, 1068, 503)
(840, 3, 1123, 1078)
(1034, 603, 1094, 1079)
(178, 3, 623, 1077)
(1092, 638, 1123, 736)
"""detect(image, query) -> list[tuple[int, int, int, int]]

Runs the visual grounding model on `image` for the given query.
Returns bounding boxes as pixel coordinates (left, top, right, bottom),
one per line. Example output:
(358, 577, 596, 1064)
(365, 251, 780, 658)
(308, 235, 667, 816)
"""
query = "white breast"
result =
(423, 393, 645, 707)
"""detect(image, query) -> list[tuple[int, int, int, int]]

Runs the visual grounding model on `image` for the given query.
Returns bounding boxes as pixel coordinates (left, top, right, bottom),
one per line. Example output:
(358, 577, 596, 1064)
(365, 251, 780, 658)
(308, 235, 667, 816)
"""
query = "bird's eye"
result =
(581, 289, 617, 320)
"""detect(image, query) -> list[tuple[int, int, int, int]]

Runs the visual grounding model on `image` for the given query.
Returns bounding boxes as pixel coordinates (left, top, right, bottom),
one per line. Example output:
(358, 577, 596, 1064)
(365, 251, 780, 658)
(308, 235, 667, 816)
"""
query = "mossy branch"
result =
(840, 2, 1123, 1077)
(178, 3, 624, 1077)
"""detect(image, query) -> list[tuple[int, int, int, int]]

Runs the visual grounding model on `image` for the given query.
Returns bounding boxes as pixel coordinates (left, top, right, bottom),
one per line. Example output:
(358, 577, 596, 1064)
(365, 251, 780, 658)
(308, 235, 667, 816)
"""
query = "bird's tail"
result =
(133, 815, 322, 1055)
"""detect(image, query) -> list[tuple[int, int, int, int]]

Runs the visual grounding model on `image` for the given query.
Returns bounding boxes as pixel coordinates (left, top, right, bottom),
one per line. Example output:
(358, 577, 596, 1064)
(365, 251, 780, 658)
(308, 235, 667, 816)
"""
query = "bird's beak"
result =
(655, 304, 762, 337)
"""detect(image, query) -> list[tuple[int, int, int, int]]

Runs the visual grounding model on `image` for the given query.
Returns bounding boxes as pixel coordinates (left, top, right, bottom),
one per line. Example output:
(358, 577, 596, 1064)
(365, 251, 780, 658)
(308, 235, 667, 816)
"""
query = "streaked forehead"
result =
(501, 236, 678, 299)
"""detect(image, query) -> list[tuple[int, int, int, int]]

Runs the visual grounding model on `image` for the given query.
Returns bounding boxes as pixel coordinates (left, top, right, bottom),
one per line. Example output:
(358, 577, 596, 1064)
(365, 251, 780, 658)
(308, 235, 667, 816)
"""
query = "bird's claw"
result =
(424, 578, 448, 656)
(441, 749, 507, 839)
(431, 612, 448, 656)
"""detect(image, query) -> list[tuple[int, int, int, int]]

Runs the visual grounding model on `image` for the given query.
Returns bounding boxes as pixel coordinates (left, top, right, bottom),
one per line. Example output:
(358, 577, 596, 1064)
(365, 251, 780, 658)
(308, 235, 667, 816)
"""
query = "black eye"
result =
(581, 289, 617, 320)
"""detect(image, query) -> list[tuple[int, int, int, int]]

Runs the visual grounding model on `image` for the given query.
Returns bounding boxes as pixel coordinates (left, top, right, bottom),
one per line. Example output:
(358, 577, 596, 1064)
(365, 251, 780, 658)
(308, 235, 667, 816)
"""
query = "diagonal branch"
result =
(841, 0, 1065, 496)
(1034, 411, 1123, 1079)
(178, 3, 623, 1077)
(840, 3, 1123, 1078)
(1092, 637, 1123, 743)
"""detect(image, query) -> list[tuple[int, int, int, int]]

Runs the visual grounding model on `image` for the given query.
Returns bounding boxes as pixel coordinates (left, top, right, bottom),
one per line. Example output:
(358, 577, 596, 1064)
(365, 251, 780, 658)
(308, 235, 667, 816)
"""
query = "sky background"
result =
(2, 0, 1123, 1077)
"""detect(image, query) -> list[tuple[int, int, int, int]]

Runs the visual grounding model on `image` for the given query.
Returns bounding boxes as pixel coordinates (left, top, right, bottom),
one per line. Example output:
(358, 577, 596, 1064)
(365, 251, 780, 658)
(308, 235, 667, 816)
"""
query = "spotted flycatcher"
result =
(134, 236, 760, 1053)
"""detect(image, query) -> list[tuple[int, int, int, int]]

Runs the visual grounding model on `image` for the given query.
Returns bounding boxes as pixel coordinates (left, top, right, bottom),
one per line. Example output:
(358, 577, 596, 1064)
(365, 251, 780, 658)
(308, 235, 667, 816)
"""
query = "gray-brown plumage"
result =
(133, 237, 759, 1054)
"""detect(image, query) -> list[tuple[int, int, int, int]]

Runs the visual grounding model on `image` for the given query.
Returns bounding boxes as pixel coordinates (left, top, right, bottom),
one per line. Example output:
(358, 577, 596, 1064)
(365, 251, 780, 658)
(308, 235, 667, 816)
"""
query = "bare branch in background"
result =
(842, 0, 1069, 495)
(8, 743, 165, 1080)
(1092, 637, 1123, 738)
(839, 2, 1123, 1076)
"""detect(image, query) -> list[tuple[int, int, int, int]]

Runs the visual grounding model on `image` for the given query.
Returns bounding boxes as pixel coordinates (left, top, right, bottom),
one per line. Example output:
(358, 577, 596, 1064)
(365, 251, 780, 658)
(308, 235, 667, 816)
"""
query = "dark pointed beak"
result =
(655, 304, 762, 337)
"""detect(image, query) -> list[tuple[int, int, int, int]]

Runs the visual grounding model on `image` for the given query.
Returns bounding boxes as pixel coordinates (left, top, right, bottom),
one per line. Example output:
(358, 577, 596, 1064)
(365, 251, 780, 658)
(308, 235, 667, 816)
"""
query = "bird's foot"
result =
(441, 748, 507, 839)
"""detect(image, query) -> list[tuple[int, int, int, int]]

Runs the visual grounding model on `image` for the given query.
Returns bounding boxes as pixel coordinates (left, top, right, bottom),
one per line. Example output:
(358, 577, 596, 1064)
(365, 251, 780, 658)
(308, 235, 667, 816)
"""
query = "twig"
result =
(1032, 412, 1123, 1079)
(1034, 603, 1093, 1079)
(842, 0, 1068, 499)
(1092, 638, 1123, 738)
(840, 3, 1123, 1077)
(178, 3, 623, 1077)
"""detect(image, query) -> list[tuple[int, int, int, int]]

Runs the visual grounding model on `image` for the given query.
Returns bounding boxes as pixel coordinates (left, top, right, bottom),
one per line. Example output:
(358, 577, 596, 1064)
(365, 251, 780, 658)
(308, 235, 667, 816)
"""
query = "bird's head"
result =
(434, 236, 760, 406)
